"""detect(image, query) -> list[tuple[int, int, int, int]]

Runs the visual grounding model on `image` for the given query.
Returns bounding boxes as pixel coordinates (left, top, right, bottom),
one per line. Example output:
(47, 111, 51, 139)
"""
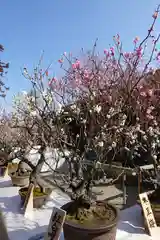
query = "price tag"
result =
(44, 207, 66, 240)
(139, 192, 157, 237)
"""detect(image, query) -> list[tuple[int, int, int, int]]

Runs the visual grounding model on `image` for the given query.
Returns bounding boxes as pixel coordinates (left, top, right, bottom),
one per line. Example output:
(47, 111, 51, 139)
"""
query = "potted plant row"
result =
(10, 161, 31, 187)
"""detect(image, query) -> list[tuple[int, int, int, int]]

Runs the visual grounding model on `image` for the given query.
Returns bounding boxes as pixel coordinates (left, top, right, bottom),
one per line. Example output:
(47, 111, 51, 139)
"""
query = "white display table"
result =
(0, 176, 152, 240)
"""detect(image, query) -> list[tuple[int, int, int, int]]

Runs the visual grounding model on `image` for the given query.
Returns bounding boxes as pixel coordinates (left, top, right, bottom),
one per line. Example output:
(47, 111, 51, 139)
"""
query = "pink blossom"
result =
(104, 49, 110, 56)
(156, 52, 160, 61)
(146, 114, 154, 120)
(152, 11, 158, 19)
(72, 63, 76, 69)
(110, 47, 114, 56)
(146, 108, 152, 115)
(72, 60, 81, 69)
(140, 91, 147, 97)
(124, 52, 130, 58)
(133, 37, 139, 44)
(83, 70, 89, 79)
(48, 77, 56, 86)
(136, 47, 142, 58)
(139, 85, 143, 90)
(58, 59, 63, 63)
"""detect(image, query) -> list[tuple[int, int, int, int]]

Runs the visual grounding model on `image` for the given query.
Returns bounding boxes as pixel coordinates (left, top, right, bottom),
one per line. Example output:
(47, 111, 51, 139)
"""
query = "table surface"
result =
(0, 176, 153, 240)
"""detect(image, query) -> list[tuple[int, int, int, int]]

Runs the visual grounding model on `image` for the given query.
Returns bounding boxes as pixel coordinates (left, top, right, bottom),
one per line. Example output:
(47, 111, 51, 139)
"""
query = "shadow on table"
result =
(0, 179, 12, 188)
(8, 225, 64, 240)
(117, 204, 146, 236)
(105, 183, 139, 210)
(0, 194, 21, 214)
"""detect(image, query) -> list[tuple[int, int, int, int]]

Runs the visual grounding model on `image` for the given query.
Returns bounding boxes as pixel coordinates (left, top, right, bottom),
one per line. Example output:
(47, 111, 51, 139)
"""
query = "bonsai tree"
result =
(12, 4, 160, 237)
(0, 44, 9, 98)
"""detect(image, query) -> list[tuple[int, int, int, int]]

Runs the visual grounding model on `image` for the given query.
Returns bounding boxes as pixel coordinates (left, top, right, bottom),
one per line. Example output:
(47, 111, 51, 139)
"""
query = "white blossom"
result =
(122, 114, 127, 120)
(148, 126, 154, 136)
(136, 124, 141, 131)
(153, 155, 157, 160)
(120, 120, 126, 126)
(30, 111, 37, 117)
(22, 91, 28, 96)
(151, 143, 156, 149)
(68, 118, 72, 122)
(94, 105, 102, 113)
(98, 141, 104, 147)
(71, 104, 76, 110)
(143, 135, 148, 141)
(109, 107, 114, 114)
(112, 141, 117, 148)
(95, 161, 101, 168)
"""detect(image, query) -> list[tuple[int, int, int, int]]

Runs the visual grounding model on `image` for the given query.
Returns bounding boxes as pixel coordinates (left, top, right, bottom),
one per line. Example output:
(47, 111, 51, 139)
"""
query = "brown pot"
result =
(19, 187, 52, 208)
(10, 173, 30, 187)
(61, 201, 118, 240)
(0, 166, 7, 176)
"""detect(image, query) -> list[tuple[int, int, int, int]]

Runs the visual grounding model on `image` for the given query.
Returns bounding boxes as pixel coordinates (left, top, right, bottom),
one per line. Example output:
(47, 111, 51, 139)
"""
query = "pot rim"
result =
(62, 201, 119, 232)
(18, 188, 51, 199)
(10, 173, 30, 178)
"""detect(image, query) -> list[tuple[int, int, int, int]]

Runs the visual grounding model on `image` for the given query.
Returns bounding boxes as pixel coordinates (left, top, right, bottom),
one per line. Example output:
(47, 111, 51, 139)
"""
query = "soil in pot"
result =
(8, 163, 18, 174)
(10, 171, 30, 187)
(61, 200, 118, 240)
(19, 187, 52, 208)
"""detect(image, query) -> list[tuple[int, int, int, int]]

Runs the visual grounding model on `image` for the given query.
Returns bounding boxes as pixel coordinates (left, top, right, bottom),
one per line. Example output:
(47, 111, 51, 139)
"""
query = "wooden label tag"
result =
(44, 207, 66, 240)
(23, 183, 34, 218)
(139, 192, 157, 237)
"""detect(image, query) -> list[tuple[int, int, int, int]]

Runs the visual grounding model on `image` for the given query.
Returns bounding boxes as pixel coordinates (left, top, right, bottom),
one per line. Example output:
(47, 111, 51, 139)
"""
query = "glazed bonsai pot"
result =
(19, 187, 52, 208)
(61, 201, 118, 240)
(10, 172, 30, 187)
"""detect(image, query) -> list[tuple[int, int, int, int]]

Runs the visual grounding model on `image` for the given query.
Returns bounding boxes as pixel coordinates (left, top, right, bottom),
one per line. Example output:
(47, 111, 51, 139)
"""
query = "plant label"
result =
(139, 192, 157, 237)
(44, 207, 66, 240)
(23, 183, 34, 218)
(150, 227, 160, 240)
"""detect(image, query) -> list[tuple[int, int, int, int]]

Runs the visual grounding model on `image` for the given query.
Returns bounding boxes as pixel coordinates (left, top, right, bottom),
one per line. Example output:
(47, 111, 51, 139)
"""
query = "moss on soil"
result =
(20, 187, 50, 197)
(66, 203, 116, 227)
(8, 163, 18, 169)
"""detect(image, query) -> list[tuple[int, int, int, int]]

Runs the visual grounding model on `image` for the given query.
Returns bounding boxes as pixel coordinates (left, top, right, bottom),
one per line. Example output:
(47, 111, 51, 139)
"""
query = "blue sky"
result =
(1, 0, 160, 109)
